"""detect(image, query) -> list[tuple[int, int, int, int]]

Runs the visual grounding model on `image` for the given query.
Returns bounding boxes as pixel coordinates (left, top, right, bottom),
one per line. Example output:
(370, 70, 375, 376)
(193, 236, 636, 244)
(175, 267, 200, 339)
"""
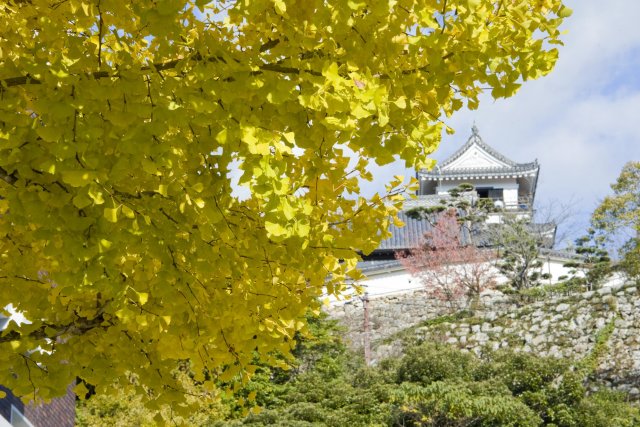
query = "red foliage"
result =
(397, 209, 496, 309)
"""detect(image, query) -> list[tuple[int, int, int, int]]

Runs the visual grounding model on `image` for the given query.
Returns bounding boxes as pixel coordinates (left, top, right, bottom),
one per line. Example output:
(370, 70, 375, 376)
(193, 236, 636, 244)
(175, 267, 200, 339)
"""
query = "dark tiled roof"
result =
(368, 201, 557, 254)
(402, 194, 464, 210)
(373, 209, 475, 252)
(473, 222, 556, 248)
(420, 164, 539, 179)
(539, 248, 581, 261)
(357, 259, 403, 273)
(376, 211, 434, 251)
(0, 383, 76, 427)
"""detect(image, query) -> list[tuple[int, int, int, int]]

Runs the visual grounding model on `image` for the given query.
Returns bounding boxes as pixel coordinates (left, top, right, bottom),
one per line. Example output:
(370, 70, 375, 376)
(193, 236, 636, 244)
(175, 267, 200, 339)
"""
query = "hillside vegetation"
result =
(78, 315, 640, 426)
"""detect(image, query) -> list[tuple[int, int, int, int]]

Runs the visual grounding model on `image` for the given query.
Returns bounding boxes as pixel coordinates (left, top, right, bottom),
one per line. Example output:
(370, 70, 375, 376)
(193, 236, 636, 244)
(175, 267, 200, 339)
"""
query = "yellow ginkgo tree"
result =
(0, 0, 569, 414)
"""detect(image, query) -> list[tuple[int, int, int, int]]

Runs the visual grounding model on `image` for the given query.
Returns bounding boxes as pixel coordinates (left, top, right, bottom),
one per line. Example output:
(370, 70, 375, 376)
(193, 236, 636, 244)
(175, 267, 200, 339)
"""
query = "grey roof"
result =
(422, 165, 539, 179)
(376, 210, 435, 251)
(539, 248, 582, 261)
(420, 126, 539, 179)
(357, 259, 403, 273)
(370, 201, 556, 253)
(374, 207, 475, 252)
(402, 194, 472, 210)
(476, 222, 557, 249)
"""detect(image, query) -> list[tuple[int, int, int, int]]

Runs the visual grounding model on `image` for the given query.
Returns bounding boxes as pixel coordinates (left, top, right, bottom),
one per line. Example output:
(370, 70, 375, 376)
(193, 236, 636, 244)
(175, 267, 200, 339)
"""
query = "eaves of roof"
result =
(420, 164, 539, 180)
(538, 248, 583, 262)
(357, 259, 404, 274)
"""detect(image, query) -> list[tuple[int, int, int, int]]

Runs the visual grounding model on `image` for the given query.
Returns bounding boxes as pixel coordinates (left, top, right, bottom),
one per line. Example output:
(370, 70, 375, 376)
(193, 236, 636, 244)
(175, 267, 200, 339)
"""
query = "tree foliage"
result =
(398, 209, 496, 309)
(78, 314, 640, 426)
(405, 183, 557, 294)
(592, 161, 640, 281)
(492, 215, 551, 291)
(0, 0, 570, 412)
(563, 228, 611, 291)
(76, 368, 230, 426)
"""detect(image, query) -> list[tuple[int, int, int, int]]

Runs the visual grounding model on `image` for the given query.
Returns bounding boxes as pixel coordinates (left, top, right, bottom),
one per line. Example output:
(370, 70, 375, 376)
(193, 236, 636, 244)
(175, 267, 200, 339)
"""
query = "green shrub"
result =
(80, 315, 640, 427)
(396, 342, 478, 384)
(574, 390, 640, 427)
(389, 380, 541, 426)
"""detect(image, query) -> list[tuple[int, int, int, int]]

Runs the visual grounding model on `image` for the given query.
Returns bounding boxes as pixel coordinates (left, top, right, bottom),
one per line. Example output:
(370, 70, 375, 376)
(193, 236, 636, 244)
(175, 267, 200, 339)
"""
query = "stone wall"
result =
(328, 284, 640, 398)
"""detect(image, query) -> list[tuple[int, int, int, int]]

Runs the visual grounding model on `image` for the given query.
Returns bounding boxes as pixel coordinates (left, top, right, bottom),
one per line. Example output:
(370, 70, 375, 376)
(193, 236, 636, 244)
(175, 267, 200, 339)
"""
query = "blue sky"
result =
(363, 0, 640, 246)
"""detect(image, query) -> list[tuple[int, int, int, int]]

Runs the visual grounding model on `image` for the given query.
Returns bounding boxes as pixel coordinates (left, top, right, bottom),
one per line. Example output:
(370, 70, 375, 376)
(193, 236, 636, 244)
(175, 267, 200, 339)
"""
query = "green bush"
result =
(388, 380, 542, 426)
(80, 315, 640, 427)
(574, 390, 640, 427)
(396, 342, 478, 384)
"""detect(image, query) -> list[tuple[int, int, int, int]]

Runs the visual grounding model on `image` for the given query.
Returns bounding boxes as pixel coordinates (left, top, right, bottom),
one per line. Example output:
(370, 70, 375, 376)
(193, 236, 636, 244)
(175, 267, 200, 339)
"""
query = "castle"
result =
(355, 126, 582, 298)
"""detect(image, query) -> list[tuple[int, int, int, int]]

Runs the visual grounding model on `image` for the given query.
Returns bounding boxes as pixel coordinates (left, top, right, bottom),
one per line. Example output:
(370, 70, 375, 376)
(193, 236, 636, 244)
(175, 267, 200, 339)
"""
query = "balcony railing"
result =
(404, 194, 533, 212)
(481, 196, 532, 211)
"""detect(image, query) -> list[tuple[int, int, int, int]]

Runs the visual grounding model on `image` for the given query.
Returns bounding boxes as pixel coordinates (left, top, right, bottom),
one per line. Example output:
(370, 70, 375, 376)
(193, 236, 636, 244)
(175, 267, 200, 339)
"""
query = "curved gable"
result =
(443, 143, 511, 171)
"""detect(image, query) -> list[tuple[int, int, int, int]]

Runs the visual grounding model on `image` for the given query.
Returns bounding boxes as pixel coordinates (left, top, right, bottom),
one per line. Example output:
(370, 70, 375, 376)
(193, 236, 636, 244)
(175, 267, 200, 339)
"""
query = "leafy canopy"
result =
(592, 161, 640, 280)
(0, 0, 568, 411)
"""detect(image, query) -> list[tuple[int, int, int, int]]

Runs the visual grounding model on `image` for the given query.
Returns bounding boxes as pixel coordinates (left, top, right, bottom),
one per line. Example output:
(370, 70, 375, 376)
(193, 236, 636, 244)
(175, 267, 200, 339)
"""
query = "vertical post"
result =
(363, 292, 371, 366)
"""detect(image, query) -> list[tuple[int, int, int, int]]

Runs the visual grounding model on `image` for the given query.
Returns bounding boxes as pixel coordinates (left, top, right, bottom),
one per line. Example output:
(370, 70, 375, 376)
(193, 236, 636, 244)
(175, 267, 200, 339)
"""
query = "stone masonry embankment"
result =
(328, 284, 640, 398)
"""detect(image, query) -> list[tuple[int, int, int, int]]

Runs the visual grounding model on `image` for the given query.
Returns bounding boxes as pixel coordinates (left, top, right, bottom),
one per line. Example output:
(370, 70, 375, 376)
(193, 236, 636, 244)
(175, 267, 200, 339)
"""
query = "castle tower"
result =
(417, 125, 540, 218)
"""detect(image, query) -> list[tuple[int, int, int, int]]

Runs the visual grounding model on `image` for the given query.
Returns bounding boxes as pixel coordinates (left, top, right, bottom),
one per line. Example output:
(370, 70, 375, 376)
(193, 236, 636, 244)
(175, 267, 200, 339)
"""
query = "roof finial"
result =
(471, 122, 479, 137)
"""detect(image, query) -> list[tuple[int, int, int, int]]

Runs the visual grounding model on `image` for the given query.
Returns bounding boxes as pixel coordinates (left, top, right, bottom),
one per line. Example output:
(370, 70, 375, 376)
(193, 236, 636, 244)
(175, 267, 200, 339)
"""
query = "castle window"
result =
(488, 189, 504, 201)
(476, 187, 491, 198)
(477, 188, 503, 202)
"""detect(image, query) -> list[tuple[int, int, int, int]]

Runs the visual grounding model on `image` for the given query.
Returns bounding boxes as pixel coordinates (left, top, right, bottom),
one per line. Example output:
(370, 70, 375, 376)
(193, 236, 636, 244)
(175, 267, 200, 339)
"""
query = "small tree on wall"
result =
(397, 209, 496, 310)
(490, 215, 551, 291)
(563, 228, 611, 291)
(592, 161, 640, 282)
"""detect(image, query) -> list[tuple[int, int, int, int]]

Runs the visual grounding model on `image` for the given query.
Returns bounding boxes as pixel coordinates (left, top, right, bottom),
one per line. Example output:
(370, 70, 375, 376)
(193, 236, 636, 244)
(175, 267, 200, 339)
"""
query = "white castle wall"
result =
(347, 256, 579, 300)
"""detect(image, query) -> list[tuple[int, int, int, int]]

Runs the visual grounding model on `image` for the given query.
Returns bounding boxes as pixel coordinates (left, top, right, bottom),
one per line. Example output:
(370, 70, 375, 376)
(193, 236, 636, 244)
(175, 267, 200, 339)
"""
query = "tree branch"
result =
(0, 50, 326, 89)
(0, 313, 110, 344)
(0, 166, 18, 185)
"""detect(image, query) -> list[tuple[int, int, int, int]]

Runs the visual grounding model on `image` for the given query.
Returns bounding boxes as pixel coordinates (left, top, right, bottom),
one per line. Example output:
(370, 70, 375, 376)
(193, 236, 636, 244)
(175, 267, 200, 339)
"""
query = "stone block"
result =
(532, 335, 546, 346)
(474, 332, 489, 343)
(598, 287, 612, 296)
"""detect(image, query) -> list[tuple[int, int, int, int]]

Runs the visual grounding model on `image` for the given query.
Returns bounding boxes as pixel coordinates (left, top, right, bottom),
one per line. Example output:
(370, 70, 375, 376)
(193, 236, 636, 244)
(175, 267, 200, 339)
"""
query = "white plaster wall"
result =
(437, 178, 519, 195)
(328, 269, 422, 305)
(486, 212, 533, 223)
(361, 269, 422, 296)
(340, 257, 605, 302)
(539, 257, 577, 283)
(0, 414, 11, 427)
(503, 188, 518, 206)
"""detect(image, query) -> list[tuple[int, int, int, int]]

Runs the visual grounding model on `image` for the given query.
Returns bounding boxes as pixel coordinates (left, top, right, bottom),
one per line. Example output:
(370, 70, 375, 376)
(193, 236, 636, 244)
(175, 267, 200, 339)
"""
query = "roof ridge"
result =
(420, 163, 540, 176)
(439, 125, 519, 169)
